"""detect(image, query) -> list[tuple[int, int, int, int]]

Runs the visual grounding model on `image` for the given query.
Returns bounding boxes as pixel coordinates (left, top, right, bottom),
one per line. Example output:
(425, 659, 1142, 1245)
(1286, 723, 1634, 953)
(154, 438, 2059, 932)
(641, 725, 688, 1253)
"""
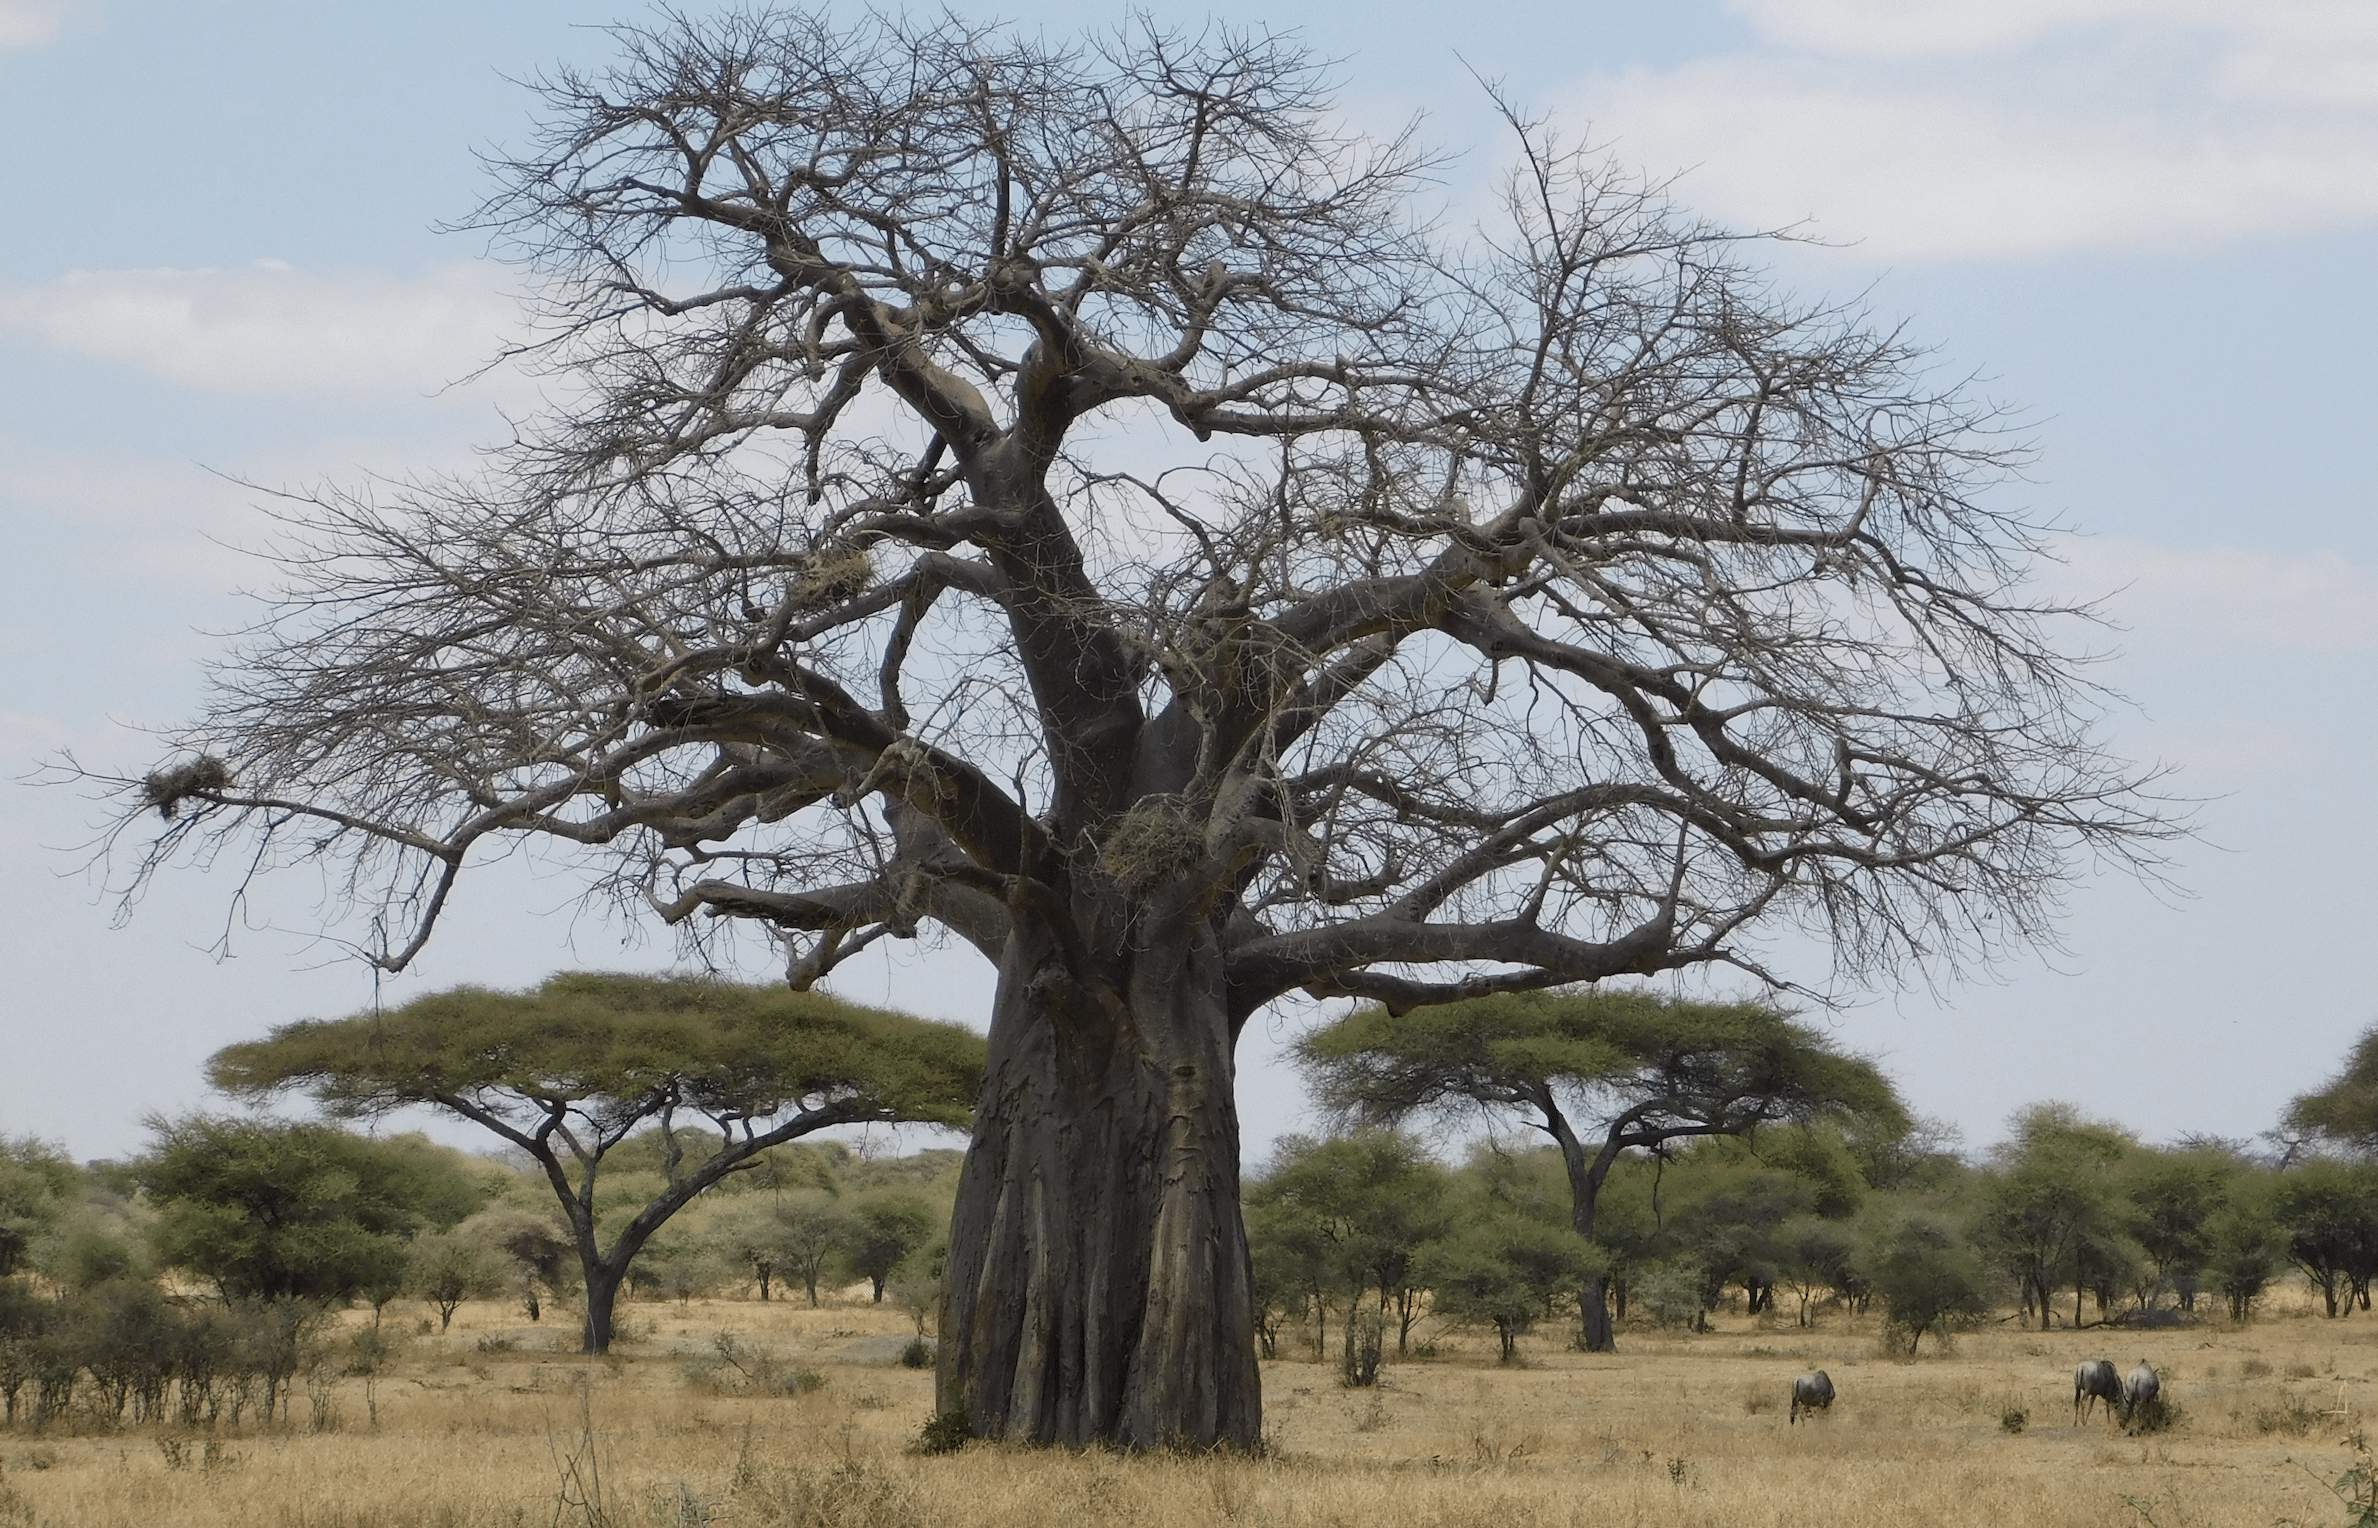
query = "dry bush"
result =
(2251, 1392, 2324, 1436)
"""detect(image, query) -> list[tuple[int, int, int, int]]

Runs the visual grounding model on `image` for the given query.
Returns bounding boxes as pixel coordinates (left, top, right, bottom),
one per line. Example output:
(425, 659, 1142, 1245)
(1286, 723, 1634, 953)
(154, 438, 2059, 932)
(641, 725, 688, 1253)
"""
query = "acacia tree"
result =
(2121, 1147, 2233, 1313)
(847, 1195, 938, 1303)
(135, 1118, 487, 1304)
(1858, 1211, 1989, 1355)
(2271, 1160, 2378, 1319)
(2286, 1026, 2378, 1150)
(92, 12, 2170, 1446)
(409, 1230, 502, 1331)
(207, 972, 983, 1351)
(1296, 989, 1905, 1350)
(1418, 1212, 1590, 1362)
(0, 1138, 82, 1279)
(1974, 1102, 2133, 1330)
(1242, 1129, 1453, 1357)
(2204, 1189, 2283, 1322)
(771, 1197, 856, 1307)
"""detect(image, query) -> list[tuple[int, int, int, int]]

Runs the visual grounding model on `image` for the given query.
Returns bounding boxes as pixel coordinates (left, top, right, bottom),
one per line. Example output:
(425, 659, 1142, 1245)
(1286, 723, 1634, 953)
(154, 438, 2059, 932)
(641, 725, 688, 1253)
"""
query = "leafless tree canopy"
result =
(107, 9, 2170, 1023)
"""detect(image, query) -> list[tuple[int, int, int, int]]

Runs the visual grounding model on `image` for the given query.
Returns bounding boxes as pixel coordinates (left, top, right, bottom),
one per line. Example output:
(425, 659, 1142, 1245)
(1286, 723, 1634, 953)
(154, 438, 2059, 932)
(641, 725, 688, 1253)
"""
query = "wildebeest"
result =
(1790, 1370, 1835, 1424)
(2121, 1360, 2160, 1424)
(2074, 1359, 2122, 1423)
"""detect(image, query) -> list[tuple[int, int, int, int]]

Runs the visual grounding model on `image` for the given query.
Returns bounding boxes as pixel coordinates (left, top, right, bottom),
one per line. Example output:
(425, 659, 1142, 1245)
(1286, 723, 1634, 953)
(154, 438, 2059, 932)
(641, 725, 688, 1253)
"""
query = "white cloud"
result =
(0, 1, 65, 50)
(0, 261, 527, 400)
(2050, 536, 2378, 655)
(1571, 1, 2378, 258)
(0, 420, 496, 604)
(1727, 0, 2378, 68)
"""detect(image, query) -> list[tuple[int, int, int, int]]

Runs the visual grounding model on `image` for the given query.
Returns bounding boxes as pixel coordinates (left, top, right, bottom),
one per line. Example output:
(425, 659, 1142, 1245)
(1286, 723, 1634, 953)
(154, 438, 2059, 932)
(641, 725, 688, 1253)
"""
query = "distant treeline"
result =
(1247, 1103, 2363, 1373)
(0, 1118, 960, 1430)
(10, 1073, 2378, 1428)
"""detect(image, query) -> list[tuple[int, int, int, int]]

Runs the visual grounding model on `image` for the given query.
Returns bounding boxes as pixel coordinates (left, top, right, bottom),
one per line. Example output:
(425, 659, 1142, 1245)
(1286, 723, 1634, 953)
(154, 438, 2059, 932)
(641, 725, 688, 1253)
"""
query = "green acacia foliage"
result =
(1659, 1157, 1817, 1324)
(37, 1211, 150, 1293)
(1300, 991, 1906, 1142)
(1774, 1215, 1862, 1327)
(1859, 1212, 1991, 1354)
(2273, 1160, 2378, 1318)
(1245, 1195, 1320, 1361)
(206, 972, 985, 1352)
(1642, 1128, 1884, 1322)
(1418, 1213, 1592, 1362)
(1845, 1115, 1969, 1195)
(2120, 1148, 2238, 1312)
(408, 1229, 503, 1331)
(1297, 988, 1906, 1350)
(1738, 1126, 1873, 1220)
(136, 1118, 487, 1303)
(210, 973, 983, 1135)
(1974, 1104, 2136, 1330)
(2285, 1028, 2378, 1315)
(774, 1197, 859, 1307)
(1244, 1131, 1455, 1358)
(0, 1138, 82, 1277)
(2203, 1181, 2284, 1322)
(2287, 1026, 2378, 1150)
(652, 1142, 961, 1306)
(846, 1196, 937, 1304)
(1581, 1158, 1662, 1321)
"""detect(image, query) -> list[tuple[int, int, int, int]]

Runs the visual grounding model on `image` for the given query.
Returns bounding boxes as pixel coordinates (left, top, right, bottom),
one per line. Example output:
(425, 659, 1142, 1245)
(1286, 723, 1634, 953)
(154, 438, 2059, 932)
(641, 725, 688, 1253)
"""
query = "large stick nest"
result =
(141, 755, 231, 819)
(1097, 797, 1207, 897)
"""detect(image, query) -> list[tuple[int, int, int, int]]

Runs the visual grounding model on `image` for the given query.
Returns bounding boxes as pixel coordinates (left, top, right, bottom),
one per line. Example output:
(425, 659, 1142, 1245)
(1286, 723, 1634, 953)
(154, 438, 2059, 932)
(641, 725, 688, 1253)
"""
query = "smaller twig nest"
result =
(141, 755, 231, 819)
(789, 544, 875, 611)
(1098, 796, 1206, 896)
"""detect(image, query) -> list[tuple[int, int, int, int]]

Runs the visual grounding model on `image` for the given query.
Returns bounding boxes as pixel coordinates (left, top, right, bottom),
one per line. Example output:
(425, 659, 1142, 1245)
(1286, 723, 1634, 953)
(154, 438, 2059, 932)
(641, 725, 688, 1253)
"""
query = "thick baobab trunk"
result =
(939, 911, 1260, 1450)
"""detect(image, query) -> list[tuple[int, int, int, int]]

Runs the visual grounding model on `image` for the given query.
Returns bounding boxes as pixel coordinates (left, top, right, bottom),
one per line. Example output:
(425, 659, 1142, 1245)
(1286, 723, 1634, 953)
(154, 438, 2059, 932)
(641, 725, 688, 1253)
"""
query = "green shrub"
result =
(914, 1408, 972, 1455)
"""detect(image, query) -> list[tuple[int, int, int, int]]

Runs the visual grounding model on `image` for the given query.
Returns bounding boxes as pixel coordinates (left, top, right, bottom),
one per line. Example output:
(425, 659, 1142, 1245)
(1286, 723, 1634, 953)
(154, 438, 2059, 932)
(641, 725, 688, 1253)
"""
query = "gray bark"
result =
(940, 907, 1258, 1449)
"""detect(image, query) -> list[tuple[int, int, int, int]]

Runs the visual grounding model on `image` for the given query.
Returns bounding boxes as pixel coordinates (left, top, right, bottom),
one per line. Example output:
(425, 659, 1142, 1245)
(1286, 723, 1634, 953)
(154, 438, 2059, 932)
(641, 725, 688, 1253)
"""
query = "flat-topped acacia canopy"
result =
(210, 972, 985, 1352)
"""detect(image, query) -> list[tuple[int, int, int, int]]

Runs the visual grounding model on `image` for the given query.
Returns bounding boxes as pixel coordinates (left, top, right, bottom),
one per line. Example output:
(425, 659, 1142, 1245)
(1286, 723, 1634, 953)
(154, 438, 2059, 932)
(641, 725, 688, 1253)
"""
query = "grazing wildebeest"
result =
(2121, 1360, 2160, 1424)
(1790, 1370, 1835, 1424)
(2074, 1359, 2122, 1423)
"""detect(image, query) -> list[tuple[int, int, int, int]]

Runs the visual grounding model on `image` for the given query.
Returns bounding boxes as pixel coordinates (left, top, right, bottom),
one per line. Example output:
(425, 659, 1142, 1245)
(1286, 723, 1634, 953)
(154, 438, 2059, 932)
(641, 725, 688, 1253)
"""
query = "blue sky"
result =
(3, 0, 2374, 1163)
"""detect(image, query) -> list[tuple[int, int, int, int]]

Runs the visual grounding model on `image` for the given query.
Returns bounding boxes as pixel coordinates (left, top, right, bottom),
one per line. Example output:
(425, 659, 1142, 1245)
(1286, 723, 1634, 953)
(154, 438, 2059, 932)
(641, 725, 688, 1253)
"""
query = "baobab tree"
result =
(90, 11, 2172, 1448)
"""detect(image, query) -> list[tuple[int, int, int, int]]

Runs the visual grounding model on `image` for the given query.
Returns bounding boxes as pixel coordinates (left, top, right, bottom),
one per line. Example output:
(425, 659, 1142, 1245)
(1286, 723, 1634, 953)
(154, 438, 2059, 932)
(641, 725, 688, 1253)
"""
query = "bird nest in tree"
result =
(788, 545, 874, 612)
(141, 755, 231, 819)
(1097, 797, 1206, 896)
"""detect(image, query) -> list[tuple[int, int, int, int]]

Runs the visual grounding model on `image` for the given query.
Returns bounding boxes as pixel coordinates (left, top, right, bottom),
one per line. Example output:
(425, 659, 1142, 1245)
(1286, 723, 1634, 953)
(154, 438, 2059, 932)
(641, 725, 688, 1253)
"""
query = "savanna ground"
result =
(5, 1288, 2374, 1528)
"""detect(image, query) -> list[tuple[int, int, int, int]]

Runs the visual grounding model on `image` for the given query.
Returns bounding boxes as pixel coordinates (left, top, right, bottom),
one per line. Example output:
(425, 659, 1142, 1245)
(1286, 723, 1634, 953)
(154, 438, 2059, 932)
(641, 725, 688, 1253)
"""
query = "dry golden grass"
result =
(7, 1288, 2378, 1528)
